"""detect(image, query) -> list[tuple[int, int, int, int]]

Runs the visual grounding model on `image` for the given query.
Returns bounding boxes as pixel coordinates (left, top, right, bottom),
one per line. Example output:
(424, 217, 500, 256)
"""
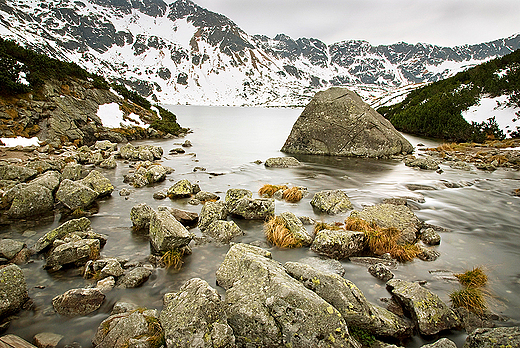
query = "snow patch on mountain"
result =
(462, 95, 519, 136)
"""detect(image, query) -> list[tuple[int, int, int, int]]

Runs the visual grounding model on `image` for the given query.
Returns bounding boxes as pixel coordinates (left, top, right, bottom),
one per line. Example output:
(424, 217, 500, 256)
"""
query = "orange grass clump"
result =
(258, 184, 288, 198)
(282, 187, 304, 203)
(264, 216, 303, 248)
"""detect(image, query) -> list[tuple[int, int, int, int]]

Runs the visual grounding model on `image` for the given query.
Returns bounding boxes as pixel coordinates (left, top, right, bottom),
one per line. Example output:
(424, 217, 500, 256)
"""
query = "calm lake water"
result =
(4, 105, 520, 347)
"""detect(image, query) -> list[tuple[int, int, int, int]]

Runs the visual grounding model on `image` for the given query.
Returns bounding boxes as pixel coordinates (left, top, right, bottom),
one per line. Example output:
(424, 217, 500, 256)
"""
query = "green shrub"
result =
(150, 105, 185, 135)
(111, 82, 151, 109)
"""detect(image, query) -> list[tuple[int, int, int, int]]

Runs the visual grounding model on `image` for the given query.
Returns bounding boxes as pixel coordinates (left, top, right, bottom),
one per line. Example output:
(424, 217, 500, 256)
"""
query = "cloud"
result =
(185, 0, 520, 46)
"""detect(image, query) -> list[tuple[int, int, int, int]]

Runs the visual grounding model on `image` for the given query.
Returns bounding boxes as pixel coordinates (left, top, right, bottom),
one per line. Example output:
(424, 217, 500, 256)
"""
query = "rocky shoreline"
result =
(0, 139, 519, 348)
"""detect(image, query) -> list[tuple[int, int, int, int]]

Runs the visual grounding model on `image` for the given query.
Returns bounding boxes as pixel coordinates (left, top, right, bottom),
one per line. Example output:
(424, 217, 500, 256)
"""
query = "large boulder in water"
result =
(281, 87, 413, 157)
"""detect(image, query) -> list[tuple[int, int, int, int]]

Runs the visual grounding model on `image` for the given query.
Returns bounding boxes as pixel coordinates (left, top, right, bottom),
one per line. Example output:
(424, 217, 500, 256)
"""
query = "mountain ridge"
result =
(1, 0, 519, 106)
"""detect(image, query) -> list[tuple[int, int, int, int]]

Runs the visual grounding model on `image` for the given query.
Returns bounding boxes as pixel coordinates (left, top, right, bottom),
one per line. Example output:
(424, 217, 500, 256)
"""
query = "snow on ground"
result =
(461, 95, 519, 137)
(1, 137, 40, 147)
(97, 103, 147, 128)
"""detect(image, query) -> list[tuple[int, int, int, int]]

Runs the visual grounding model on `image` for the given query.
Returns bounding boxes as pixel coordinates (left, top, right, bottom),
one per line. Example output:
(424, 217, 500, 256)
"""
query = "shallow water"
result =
(3, 105, 520, 347)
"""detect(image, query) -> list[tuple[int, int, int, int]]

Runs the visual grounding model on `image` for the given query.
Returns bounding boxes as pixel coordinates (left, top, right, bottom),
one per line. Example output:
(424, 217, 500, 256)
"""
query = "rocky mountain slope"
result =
(1, 0, 519, 106)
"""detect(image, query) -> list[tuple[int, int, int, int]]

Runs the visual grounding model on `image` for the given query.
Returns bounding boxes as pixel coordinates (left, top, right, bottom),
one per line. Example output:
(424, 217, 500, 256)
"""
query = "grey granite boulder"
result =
(0, 164, 37, 182)
(93, 307, 161, 348)
(7, 183, 54, 219)
(404, 156, 440, 170)
(45, 238, 100, 270)
(203, 220, 244, 243)
(61, 163, 86, 181)
(33, 217, 91, 253)
(52, 288, 105, 316)
(310, 189, 353, 214)
(463, 326, 520, 348)
(125, 161, 169, 188)
(0, 239, 25, 260)
(311, 229, 365, 259)
(386, 279, 460, 335)
(198, 201, 229, 232)
(422, 338, 457, 348)
(157, 206, 199, 227)
(281, 87, 413, 157)
(419, 227, 441, 245)
(285, 261, 412, 338)
(225, 189, 274, 220)
(215, 243, 359, 347)
(56, 179, 98, 210)
(130, 203, 156, 230)
(115, 266, 152, 288)
(79, 170, 114, 197)
(368, 263, 395, 281)
(0, 264, 29, 318)
(33, 332, 65, 348)
(94, 140, 118, 152)
(350, 204, 421, 244)
(149, 210, 193, 253)
(99, 155, 117, 169)
(167, 179, 199, 198)
(160, 278, 235, 348)
(29, 170, 62, 192)
(264, 156, 302, 168)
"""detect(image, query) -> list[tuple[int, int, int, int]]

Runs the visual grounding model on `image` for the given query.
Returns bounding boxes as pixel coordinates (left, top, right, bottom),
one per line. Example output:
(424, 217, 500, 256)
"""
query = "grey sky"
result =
(182, 0, 519, 47)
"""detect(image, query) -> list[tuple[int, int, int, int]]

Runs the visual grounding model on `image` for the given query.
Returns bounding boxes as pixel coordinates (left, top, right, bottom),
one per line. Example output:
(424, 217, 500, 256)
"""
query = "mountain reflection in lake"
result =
(5, 105, 520, 347)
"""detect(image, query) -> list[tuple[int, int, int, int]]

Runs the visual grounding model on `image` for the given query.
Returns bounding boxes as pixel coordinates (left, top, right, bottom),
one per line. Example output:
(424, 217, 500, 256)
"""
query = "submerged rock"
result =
(52, 288, 105, 316)
(264, 156, 302, 168)
(311, 229, 365, 259)
(310, 189, 353, 214)
(160, 278, 235, 348)
(281, 87, 413, 157)
(386, 279, 460, 335)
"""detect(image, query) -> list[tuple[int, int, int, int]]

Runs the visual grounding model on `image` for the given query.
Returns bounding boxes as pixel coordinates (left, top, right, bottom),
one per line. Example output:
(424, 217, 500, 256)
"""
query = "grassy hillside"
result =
(378, 49, 520, 142)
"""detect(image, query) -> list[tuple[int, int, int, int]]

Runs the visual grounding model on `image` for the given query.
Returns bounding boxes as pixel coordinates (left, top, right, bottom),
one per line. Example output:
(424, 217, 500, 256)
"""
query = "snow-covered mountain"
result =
(1, 0, 519, 106)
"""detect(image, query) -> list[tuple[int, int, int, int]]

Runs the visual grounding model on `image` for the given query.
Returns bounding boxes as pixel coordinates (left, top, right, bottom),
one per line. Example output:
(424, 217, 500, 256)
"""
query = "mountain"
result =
(1, 0, 519, 106)
(377, 49, 520, 141)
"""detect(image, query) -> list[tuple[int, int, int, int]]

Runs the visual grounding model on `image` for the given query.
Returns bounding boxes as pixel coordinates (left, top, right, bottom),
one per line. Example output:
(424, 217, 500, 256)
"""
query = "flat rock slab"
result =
(52, 288, 105, 317)
(0, 335, 37, 348)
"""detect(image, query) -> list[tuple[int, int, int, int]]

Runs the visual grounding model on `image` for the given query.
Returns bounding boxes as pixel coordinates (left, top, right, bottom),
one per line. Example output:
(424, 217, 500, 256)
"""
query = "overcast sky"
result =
(183, 0, 519, 47)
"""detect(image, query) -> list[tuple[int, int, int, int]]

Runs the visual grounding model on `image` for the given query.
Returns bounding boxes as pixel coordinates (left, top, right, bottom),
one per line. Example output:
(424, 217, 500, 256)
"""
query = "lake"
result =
(4, 105, 520, 347)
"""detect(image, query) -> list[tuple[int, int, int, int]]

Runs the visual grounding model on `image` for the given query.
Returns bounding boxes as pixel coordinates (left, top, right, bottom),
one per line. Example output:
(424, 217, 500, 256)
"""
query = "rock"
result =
(119, 143, 139, 160)
(420, 228, 441, 245)
(198, 201, 228, 232)
(120, 143, 163, 161)
(405, 184, 437, 191)
(157, 206, 198, 227)
(421, 338, 458, 348)
(111, 301, 139, 315)
(285, 261, 412, 338)
(350, 256, 398, 268)
(52, 288, 105, 316)
(33, 332, 64, 348)
(463, 327, 520, 348)
(79, 170, 114, 197)
(55, 179, 98, 210)
(167, 179, 198, 198)
(0, 239, 25, 260)
(386, 279, 460, 335)
(119, 188, 132, 196)
(311, 229, 365, 259)
(152, 190, 167, 199)
(94, 140, 118, 152)
(264, 156, 302, 168)
(61, 163, 85, 181)
(29, 171, 62, 192)
(203, 220, 244, 243)
(0, 164, 37, 182)
(99, 155, 117, 169)
(130, 203, 155, 230)
(92, 307, 159, 348)
(278, 211, 313, 246)
(96, 276, 116, 293)
(215, 243, 358, 347)
(224, 188, 252, 211)
(125, 162, 169, 188)
(149, 210, 193, 253)
(368, 263, 394, 281)
(454, 307, 496, 334)
(281, 87, 413, 157)
(350, 204, 421, 244)
(160, 278, 235, 348)
(7, 183, 55, 219)
(182, 139, 192, 147)
(310, 189, 353, 214)
(115, 267, 152, 288)
(0, 264, 29, 318)
(45, 238, 100, 270)
(194, 190, 219, 202)
(404, 156, 440, 170)
(33, 217, 91, 253)
(417, 245, 441, 261)
(297, 256, 345, 276)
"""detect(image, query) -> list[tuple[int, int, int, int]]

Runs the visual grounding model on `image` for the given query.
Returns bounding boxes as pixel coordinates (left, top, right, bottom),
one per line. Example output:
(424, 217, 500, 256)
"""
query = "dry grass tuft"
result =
(314, 221, 343, 234)
(259, 184, 288, 198)
(159, 249, 184, 270)
(455, 266, 488, 288)
(449, 287, 487, 314)
(264, 216, 303, 248)
(282, 187, 304, 203)
(344, 216, 419, 262)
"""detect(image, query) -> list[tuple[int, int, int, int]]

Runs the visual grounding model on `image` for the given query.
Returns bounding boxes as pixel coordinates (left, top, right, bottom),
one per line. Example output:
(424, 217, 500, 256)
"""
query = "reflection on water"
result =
(3, 105, 520, 347)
